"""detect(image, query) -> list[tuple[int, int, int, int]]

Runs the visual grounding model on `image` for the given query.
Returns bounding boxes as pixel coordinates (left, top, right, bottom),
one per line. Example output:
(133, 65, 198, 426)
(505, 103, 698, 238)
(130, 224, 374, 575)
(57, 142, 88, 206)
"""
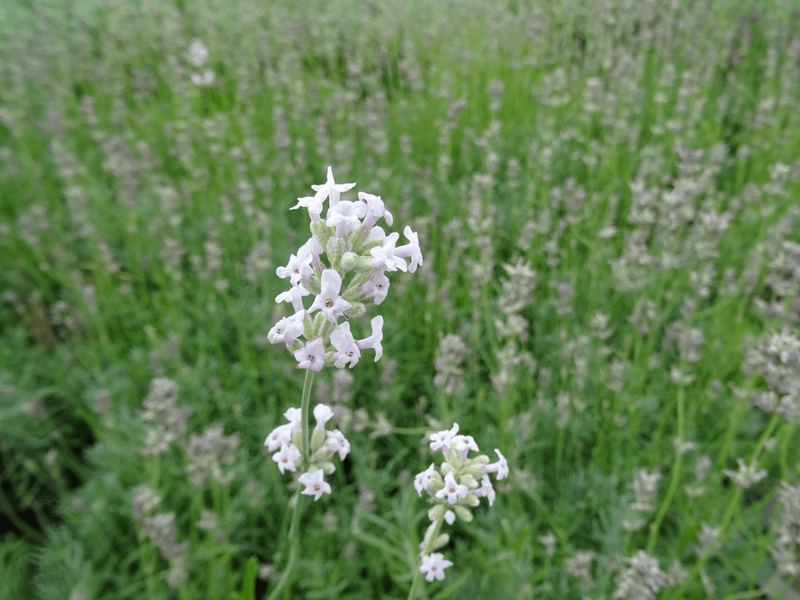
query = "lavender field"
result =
(1, 1, 799, 599)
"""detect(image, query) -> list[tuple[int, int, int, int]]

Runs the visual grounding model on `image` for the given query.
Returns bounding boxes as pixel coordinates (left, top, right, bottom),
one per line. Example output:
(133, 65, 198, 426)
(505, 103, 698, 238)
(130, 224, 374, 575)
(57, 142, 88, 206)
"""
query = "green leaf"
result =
(231, 556, 257, 600)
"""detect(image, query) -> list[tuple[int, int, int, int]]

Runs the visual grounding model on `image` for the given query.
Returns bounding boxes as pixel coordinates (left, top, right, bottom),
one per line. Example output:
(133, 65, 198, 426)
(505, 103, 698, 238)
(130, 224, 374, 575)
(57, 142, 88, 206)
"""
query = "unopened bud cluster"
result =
(265, 403, 350, 500)
(413, 423, 508, 582)
(268, 167, 422, 372)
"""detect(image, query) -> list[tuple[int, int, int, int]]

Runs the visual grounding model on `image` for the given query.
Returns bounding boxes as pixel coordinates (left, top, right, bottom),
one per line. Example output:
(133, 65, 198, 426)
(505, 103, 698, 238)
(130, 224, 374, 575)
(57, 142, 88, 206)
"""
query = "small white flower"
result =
(293, 338, 325, 372)
(331, 322, 361, 368)
(268, 312, 305, 345)
(326, 199, 367, 238)
(272, 443, 301, 474)
(187, 39, 208, 67)
(358, 192, 393, 229)
(420, 553, 453, 582)
(723, 458, 768, 489)
(275, 285, 310, 314)
(297, 236, 324, 270)
(311, 166, 355, 208)
(474, 474, 496, 506)
(429, 423, 459, 454)
(313, 404, 334, 430)
(291, 195, 326, 220)
(191, 69, 214, 85)
(414, 463, 435, 497)
(362, 271, 390, 305)
(452, 435, 479, 458)
(355, 316, 383, 361)
(485, 449, 509, 480)
(444, 510, 456, 525)
(436, 472, 468, 505)
(371, 230, 408, 272)
(276, 253, 314, 286)
(283, 407, 302, 429)
(326, 429, 350, 460)
(264, 423, 293, 452)
(298, 470, 331, 501)
(395, 226, 423, 273)
(308, 269, 352, 323)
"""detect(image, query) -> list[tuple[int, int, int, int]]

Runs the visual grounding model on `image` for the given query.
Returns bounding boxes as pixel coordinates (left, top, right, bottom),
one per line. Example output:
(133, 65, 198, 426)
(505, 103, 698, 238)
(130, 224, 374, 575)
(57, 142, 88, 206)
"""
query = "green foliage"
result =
(1, 0, 799, 599)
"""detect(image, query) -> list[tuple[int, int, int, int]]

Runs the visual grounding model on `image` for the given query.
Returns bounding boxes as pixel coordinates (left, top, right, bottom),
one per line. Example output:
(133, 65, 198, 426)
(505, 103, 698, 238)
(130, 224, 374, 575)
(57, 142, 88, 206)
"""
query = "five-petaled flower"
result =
(298, 470, 332, 501)
(293, 338, 325, 372)
(436, 472, 468, 505)
(272, 443, 301, 474)
(420, 553, 453, 582)
(308, 269, 352, 323)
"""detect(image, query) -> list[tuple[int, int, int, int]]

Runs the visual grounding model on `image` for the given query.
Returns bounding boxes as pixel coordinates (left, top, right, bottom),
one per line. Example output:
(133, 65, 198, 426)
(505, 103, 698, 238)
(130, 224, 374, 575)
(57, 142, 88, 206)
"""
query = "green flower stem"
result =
(300, 369, 315, 465)
(666, 413, 782, 600)
(267, 368, 315, 600)
(406, 554, 423, 600)
(267, 491, 302, 600)
(646, 381, 685, 554)
(407, 518, 445, 600)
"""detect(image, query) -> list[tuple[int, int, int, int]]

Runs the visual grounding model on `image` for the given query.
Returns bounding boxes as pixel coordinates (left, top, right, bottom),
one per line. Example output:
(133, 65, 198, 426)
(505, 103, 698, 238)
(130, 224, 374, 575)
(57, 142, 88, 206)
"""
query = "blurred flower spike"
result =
(187, 38, 214, 86)
(412, 423, 508, 582)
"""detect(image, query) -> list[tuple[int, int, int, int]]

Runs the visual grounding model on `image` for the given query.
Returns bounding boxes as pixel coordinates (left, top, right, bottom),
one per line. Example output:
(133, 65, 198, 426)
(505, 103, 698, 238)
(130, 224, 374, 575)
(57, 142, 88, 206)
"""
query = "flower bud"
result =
(340, 251, 359, 271)
(291, 431, 304, 455)
(311, 428, 326, 453)
(326, 237, 347, 261)
(429, 504, 445, 523)
(432, 534, 450, 551)
(454, 506, 473, 522)
(465, 493, 480, 507)
(422, 522, 438, 549)
(310, 222, 334, 249)
(461, 464, 487, 479)
(459, 474, 478, 489)
(349, 226, 370, 252)
(343, 302, 366, 318)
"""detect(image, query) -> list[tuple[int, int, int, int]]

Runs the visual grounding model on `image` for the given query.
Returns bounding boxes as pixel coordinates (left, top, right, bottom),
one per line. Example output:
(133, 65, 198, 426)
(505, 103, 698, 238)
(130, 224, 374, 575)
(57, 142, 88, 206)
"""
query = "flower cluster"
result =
(187, 39, 214, 86)
(269, 167, 422, 372)
(265, 403, 350, 500)
(413, 423, 508, 582)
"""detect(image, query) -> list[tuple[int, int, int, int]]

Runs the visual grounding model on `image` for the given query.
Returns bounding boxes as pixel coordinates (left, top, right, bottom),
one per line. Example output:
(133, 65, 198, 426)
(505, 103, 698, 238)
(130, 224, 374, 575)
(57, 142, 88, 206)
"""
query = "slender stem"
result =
(408, 519, 445, 600)
(300, 369, 315, 465)
(267, 369, 315, 600)
(266, 492, 302, 600)
(407, 564, 423, 600)
(646, 381, 685, 554)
